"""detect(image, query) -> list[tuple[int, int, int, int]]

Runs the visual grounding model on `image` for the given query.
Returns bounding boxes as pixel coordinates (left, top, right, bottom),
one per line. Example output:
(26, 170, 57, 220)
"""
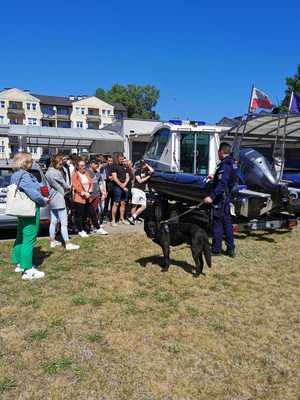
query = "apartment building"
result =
(32, 94, 117, 130)
(0, 88, 127, 158)
(0, 88, 127, 129)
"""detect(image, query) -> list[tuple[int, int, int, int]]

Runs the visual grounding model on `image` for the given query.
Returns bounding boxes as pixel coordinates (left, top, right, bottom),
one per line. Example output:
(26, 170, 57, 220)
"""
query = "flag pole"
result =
(247, 84, 255, 114)
(288, 90, 294, 113)
(233, 84, 254, 160)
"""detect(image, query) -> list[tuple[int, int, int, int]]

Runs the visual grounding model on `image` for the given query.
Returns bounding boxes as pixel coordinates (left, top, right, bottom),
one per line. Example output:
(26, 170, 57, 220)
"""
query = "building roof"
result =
(110, 102, 127, 111)
(8, 125, 123, 148)
(32, 94, 72, 107)
(33, 94, 127, 111)
(216, 116, 242, 127)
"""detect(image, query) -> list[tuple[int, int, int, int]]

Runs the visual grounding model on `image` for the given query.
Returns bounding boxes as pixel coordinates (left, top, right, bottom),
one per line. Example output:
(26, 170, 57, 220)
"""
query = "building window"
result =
(76, 121, 83, 128)
(32, 103, 37, 111)
(26, 103, 31, 110)
(107, 110, 111, 115)
(28, 147, 37, 154)
(57, 120, 71, 128)
(0, 116, 4, 124)
(75, 107, 80, 114)
(81, 108, 85, 115)
(28, 118, 37, 126)
(102, 110, 106, 115)
(41, 106, 54, 115)
(0, 101, 5, 108)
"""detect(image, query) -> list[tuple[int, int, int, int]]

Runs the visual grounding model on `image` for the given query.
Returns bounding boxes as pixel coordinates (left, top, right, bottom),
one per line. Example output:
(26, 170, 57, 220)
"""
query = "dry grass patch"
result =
(0, 228, 299, 399)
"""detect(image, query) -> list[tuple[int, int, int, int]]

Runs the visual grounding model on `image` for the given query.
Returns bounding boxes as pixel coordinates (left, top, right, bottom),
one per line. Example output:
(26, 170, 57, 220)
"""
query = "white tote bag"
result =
(5, 173, 36, 217)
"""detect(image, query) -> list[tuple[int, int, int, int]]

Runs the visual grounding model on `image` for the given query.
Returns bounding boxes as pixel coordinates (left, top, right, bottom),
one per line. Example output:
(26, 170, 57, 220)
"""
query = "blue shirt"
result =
(11, 169, 47, 207)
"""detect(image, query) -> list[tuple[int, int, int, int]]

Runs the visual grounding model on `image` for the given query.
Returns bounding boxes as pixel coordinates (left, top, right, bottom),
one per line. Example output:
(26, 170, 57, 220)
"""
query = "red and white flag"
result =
(250, 87, 273, 111)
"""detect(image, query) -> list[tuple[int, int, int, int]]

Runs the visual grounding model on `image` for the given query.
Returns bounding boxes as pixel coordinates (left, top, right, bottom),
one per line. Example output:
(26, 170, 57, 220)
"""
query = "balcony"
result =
(8, 102, 24, 115)
(9, 116, 24, 125)
(87, 114, 101, 122)
(56, 107, 71, 121)
(87, 121, 100, 130)
(41, 107, 55, 118)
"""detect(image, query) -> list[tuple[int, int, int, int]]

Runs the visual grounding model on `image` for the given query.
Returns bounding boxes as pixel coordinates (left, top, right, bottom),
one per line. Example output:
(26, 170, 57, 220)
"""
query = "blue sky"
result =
(1, 0, 299, 123)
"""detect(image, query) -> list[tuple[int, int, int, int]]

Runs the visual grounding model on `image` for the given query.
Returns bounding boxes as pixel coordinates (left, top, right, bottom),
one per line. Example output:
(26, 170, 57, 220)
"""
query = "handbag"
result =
(5, 172, 36, 217)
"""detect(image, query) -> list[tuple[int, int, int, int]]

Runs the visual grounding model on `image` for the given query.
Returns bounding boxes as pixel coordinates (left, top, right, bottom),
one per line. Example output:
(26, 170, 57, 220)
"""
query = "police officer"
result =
(203, 142, 236, 257)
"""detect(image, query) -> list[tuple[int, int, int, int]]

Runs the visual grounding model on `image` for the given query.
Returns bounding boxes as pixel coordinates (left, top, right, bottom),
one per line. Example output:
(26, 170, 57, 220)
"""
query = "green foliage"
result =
(86, 332, 104, 343)
(275, 64, 300, 113)
(29, 329, 48, 341)
(95, 83, 160, 119)
(42, 357, 72, 375)
(0, 377, 17, 394)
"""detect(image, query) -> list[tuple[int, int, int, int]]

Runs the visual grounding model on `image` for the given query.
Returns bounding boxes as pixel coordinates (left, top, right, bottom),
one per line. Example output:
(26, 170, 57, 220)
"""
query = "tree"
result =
(95, 84, 160, 119)
(274, 64, 300, 113)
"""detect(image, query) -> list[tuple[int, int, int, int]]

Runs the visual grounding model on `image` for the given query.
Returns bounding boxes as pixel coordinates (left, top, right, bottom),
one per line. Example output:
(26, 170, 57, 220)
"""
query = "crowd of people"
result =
(10, 151, 154, 280)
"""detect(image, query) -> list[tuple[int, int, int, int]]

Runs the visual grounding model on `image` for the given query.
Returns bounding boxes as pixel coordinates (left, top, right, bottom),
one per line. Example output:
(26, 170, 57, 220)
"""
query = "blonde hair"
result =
(11, 152, 33, 171)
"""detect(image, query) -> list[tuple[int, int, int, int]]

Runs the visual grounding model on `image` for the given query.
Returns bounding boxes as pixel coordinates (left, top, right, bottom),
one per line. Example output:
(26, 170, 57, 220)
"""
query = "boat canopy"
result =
(225, 113, 300, 145)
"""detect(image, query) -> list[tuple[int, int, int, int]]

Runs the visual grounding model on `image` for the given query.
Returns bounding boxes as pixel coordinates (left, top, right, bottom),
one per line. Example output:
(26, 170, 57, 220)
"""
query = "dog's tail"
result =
(204, 237, 212, 268)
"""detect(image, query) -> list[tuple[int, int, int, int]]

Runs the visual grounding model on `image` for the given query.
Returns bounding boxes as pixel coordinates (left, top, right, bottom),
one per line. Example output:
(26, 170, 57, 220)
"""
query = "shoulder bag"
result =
(5, 172, 36, 217)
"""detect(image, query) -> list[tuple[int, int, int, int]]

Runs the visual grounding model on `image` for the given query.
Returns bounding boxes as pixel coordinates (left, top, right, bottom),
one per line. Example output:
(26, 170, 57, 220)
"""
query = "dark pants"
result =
(103, 182, 114, 221)
(212, 201, 234, 253)
(73, 202, 100, 232)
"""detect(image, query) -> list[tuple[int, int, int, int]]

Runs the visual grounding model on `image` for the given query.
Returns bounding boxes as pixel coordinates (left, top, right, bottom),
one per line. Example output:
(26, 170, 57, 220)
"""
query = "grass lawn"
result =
(0, 227, 299, 399)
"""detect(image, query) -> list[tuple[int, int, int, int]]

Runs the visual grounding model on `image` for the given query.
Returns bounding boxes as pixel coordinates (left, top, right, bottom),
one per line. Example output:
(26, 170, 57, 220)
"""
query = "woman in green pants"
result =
(10, 152, 50, 281)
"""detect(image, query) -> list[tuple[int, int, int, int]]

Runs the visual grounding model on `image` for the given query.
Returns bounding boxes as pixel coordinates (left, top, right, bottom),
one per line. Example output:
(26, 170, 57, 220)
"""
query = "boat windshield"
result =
(180, 132, 209, 175)
(144, 128, 170, 160)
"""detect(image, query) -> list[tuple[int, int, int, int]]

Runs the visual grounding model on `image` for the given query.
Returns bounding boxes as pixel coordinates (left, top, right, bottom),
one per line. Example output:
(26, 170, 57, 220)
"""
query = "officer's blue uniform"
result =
(209, 154, 236, 254)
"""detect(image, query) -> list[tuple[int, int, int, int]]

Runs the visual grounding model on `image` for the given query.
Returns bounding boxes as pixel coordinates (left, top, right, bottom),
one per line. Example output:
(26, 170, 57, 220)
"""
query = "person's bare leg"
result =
(120, 201, 126, 221)
(134, 205, 146, 218)
(131, 206, 137, 217)
(111, 202, 118, 223)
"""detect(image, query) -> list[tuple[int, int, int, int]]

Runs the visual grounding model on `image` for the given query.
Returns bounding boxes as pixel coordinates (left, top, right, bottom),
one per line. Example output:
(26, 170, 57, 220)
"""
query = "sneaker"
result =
(78, 230, 89, 238)
(95, 227, 108, 235)
(15, 263, 37, 272)
(22, 267, 45, 281)
(127, 216, 136, 225)
(51, 240, 62, 248)
(15, 264, 24, 273)
(110, 222, 118, 227)
(66, 242, 80, 251)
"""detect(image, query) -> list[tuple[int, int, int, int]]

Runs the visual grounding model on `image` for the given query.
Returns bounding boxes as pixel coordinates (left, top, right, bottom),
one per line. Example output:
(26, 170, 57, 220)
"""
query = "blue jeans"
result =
(49, 208, 69, 242)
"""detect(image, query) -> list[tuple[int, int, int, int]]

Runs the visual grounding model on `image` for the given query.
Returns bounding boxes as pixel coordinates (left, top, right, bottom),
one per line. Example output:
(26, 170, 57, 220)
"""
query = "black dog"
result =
(144, 206, 211, 276)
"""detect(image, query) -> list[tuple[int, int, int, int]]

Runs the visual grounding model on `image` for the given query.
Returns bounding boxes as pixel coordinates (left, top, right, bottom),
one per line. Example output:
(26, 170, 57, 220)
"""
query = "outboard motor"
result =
(238, 148, 278, 192)
(238, 148, 289, 211)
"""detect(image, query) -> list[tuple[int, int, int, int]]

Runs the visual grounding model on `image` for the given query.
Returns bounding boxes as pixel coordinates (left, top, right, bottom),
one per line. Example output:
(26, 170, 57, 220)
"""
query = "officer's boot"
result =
(225, 248, 236, 258)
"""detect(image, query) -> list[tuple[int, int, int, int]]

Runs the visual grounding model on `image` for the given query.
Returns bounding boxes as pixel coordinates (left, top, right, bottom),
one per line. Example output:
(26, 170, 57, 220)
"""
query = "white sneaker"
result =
(66, 242, 80, 251)
(15, 263, 37, 272)
(15, 264, 24, 273)
(95, 227, 108, 235)
(51, 240, 62, 248)
(22, 267, 45, 281)
(78, 230, 89, 238)
(127, 216, 136, 225)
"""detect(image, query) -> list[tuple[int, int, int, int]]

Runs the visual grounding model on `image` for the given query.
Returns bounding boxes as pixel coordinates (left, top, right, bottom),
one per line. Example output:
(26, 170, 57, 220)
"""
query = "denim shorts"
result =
(113, 186, 129, 203)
